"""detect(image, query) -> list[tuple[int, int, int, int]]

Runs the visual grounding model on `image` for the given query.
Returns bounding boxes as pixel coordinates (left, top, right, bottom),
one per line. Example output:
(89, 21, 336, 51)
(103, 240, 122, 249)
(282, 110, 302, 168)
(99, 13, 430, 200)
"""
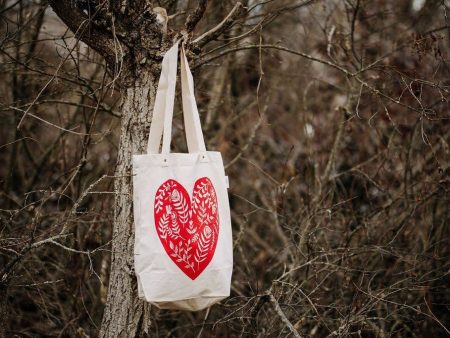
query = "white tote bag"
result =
(132, 41, 233, 311)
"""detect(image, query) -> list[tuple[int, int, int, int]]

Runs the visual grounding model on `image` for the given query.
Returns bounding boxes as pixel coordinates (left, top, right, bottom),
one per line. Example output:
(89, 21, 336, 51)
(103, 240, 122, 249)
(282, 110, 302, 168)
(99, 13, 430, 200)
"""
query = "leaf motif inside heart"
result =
(154, 178, 219, 280)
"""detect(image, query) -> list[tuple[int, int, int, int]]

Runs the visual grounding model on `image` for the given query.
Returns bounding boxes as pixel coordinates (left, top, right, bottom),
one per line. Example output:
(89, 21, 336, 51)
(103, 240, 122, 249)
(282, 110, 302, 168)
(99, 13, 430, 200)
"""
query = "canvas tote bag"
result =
(132, 41, 233, 311)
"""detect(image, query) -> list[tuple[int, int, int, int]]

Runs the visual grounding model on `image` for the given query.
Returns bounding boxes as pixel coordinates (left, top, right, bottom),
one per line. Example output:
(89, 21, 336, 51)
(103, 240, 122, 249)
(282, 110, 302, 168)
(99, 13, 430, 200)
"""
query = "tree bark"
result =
(99, 73, 157, 337)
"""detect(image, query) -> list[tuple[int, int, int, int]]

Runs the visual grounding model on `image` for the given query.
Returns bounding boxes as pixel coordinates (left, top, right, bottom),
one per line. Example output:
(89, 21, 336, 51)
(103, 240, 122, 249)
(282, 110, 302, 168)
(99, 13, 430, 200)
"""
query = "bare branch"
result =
(268, 293, 304, 338)
(185, 0, 209, 33)
(194, 43, 352, 75)
(192, 2, 245, 48)
(48, 0, 117, 60)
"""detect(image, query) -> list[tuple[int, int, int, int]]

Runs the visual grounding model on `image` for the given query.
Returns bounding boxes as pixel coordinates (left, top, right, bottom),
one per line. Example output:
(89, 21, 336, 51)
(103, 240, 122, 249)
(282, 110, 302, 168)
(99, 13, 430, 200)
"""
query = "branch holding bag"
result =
(132, 41, 233, 311)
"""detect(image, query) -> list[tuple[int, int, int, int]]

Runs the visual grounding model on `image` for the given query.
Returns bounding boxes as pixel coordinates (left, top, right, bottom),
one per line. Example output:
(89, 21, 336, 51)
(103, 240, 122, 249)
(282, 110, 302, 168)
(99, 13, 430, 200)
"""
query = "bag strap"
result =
(146, 41, 206, 154)
(147, 41, 178, 154)
(180, 42, 206, 153)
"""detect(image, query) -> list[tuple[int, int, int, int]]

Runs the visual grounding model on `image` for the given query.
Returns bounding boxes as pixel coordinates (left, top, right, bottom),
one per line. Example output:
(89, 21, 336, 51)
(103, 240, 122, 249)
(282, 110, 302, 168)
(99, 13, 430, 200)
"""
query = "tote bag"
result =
(132, 41, 233, 311)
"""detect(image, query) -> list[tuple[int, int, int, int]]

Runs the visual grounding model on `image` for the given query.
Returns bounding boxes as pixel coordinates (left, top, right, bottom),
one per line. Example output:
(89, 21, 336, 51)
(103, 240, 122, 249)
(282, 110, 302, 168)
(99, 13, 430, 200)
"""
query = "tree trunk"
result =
(99, 73, 157, 337)
(46, 2, 242, 335)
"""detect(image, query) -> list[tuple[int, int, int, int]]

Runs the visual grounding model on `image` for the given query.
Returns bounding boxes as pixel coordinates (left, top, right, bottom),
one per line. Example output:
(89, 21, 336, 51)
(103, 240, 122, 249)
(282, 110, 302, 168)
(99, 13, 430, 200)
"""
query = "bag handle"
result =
(146, 41, 206, 154)
(146, 41, 178, 155)
(180, 41, 207, 154)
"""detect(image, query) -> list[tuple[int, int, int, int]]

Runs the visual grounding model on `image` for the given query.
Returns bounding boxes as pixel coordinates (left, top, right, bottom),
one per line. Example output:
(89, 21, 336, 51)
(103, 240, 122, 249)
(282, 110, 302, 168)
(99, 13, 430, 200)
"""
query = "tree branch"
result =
(48, 0, 117, 61)
(194, 44, 352, 75)
(192, 2, 245, 48)
(268, 293, 304, 338)
(185, 0, 209, 33)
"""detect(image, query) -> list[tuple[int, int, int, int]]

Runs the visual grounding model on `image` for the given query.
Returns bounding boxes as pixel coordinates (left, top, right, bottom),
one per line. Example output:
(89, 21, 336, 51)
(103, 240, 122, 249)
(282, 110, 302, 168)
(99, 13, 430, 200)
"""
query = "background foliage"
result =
(1, 0, 449, 336)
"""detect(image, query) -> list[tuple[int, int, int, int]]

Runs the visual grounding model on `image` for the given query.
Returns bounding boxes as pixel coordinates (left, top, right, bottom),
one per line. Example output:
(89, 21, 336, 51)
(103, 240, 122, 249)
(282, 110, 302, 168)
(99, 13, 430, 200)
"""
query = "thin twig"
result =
(193, 2, 245, 47)
(268, 292, 304, 338)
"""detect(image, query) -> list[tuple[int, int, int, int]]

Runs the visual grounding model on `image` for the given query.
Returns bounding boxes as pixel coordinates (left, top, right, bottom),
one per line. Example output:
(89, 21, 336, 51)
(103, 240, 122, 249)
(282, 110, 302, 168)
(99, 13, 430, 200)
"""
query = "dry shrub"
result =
(0, 0, 449, 337)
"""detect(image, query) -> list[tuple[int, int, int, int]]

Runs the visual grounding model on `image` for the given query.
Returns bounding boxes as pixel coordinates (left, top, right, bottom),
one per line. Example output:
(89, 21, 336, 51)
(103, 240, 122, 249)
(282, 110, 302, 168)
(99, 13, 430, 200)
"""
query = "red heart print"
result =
(154, 177, 219, 280)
